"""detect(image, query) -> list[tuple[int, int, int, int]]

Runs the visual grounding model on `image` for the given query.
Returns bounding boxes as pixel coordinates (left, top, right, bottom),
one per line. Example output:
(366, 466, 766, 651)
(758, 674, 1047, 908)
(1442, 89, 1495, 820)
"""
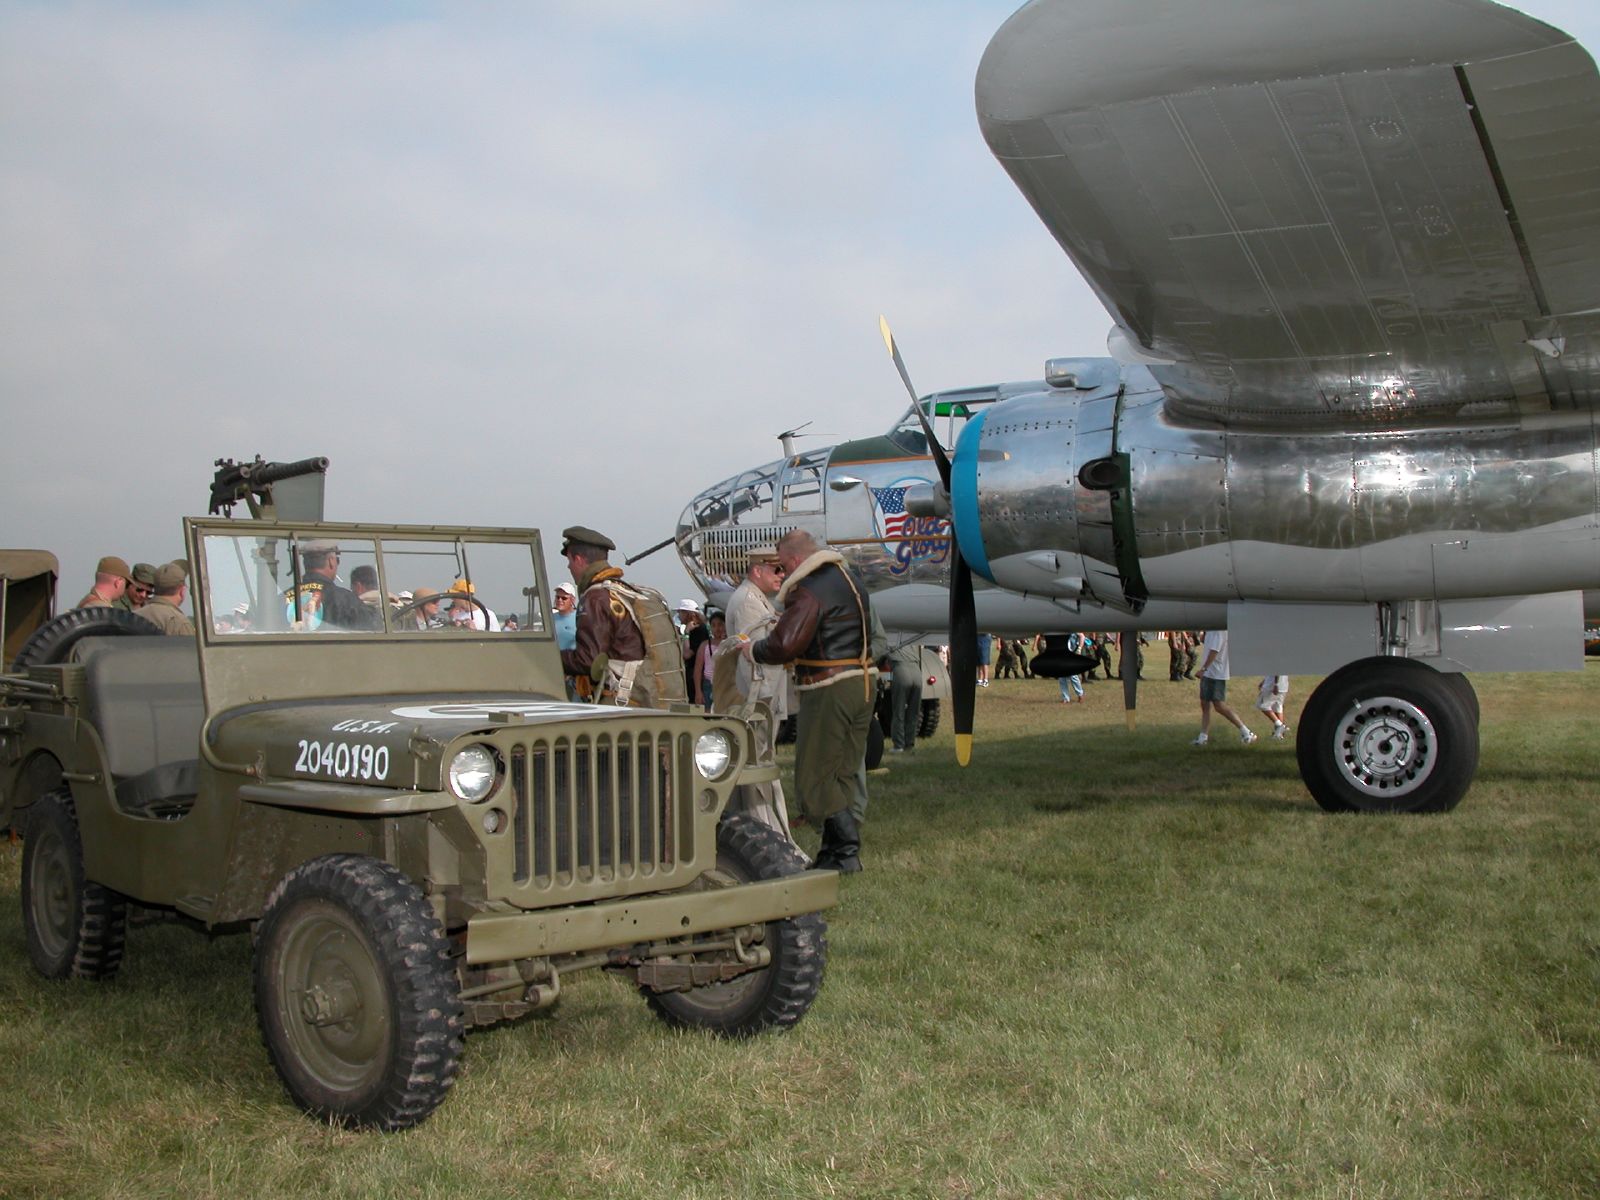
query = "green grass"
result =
(3, 668, 1599, 1198)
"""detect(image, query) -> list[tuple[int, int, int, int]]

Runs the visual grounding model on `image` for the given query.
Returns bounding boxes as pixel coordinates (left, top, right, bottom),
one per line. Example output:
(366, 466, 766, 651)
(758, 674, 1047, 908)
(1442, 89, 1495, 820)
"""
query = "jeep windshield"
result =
(195, 524, 551, 639)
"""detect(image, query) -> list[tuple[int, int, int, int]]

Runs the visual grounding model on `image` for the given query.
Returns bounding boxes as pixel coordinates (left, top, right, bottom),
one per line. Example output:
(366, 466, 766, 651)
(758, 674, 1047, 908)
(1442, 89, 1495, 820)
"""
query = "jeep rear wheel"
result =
(253, 855, 463, 1131)
(643, 813, 826, 1037)
(21, 791, 127, 980)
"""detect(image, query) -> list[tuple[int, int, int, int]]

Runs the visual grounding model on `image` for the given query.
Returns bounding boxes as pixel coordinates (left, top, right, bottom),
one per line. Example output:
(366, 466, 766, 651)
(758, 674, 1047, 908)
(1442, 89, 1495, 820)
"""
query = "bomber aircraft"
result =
(677, 0, 1600, 817)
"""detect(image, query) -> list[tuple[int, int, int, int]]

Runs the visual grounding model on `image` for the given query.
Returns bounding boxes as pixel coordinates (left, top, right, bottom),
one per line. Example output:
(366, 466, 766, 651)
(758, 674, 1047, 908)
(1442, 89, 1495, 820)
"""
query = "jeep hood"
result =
(210, 694, 683, 792)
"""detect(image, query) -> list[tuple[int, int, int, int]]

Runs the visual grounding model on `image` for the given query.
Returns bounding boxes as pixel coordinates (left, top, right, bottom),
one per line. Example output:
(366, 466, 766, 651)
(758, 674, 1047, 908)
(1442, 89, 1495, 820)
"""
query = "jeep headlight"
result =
(448, 744, 499, 802)
(694, 729, 734, 781)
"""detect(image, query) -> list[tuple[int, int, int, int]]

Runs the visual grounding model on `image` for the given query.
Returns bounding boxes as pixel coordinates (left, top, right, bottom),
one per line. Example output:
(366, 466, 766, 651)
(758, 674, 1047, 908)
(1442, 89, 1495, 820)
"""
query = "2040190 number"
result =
(295, 739, 389, 782)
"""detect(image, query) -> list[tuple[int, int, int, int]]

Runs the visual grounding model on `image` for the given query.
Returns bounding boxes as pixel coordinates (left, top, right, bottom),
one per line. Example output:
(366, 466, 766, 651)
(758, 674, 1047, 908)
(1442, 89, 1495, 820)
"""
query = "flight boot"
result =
(813, 808, 863, 875)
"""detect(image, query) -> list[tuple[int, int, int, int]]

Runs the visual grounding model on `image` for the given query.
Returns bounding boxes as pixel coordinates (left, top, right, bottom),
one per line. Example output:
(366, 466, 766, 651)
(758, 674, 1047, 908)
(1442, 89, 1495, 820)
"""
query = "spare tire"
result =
(13, 607, 162, 669)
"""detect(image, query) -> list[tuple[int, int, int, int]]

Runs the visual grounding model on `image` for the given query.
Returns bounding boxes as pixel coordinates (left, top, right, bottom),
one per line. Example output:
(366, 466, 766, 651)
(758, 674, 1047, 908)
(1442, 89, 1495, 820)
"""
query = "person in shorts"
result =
(1256, 675, 1290, 739)
(1193, 630, 1257, 746)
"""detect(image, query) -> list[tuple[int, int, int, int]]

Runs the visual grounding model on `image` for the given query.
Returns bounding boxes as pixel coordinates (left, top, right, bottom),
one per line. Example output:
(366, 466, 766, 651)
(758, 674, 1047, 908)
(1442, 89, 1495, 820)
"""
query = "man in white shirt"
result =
(1193, 630, 1257, 746)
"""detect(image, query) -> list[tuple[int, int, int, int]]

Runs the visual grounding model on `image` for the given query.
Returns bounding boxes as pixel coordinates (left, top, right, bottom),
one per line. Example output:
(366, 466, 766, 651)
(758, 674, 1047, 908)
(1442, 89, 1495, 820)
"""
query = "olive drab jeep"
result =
(0, 458, 836, 1131)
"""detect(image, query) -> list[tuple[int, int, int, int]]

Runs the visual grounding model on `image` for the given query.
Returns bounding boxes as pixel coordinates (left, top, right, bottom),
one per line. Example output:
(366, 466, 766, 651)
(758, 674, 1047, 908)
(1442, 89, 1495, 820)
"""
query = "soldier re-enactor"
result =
(134, 562, 196, 636)
(76, 556, 133, 609)
(741, 528, 874, 874)
(117, 562, 157, 612)
(559, 525, 684, 707)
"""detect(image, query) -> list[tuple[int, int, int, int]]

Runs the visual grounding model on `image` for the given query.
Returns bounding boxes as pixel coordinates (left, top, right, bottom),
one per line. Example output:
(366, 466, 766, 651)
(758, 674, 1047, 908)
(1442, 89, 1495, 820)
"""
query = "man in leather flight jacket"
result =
(743, 528, 874, 873)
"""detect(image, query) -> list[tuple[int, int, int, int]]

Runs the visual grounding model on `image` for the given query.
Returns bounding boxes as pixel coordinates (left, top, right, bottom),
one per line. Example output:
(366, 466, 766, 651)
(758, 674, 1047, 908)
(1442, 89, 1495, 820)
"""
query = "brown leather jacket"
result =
(752, 552, 871, 689)
(561, 564, 646, 680)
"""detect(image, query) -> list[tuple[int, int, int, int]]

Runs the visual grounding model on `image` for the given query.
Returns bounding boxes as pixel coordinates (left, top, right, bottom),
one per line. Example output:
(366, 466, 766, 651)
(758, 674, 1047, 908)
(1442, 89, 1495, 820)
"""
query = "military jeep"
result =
(0, 471, 835, 1131)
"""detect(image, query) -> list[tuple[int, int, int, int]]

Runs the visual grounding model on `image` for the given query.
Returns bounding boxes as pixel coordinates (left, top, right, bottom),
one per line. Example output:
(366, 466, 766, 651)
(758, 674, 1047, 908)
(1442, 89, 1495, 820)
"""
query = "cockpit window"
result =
(886, 392, 999, 456)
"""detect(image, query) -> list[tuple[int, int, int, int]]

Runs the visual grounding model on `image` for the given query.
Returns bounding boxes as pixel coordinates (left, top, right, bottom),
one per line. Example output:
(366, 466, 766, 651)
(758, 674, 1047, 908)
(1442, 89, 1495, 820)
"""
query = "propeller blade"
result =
(949, 552, 977, 766)
(879, 315, 952, 491)
(1120, 633, 1139, 730)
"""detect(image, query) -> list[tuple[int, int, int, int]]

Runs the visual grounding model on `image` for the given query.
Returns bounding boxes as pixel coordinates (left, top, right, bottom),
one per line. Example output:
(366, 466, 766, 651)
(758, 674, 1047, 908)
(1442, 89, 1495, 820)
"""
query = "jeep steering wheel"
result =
(392, 591, 492, 629)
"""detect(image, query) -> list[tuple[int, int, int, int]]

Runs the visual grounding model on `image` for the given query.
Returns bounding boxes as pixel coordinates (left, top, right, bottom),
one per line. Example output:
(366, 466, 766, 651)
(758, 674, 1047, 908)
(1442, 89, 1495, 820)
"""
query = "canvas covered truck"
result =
(0, 461, 836, 1131)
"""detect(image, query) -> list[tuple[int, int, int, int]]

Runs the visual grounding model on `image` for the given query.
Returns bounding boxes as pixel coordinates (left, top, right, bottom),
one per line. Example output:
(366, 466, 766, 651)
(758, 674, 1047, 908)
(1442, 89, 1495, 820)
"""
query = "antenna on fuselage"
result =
(777, 422, 814, 459)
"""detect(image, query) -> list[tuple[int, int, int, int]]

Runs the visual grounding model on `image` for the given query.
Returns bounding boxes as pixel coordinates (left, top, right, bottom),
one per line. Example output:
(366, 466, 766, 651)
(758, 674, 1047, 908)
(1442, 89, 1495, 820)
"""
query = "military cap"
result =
(130, 562, 158, 587)
(153, 562, 187, 589)
(96, 555, 133, 581)
(559, 526, 615, 555)
(747, 547, 780, 566)
(300, 539, 339, 556)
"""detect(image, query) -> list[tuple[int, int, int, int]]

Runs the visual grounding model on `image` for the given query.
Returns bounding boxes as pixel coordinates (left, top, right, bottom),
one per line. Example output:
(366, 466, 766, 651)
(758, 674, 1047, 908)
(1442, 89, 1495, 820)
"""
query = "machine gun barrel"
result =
(252, 457, 329, 487)
(210, 456, 331, 516)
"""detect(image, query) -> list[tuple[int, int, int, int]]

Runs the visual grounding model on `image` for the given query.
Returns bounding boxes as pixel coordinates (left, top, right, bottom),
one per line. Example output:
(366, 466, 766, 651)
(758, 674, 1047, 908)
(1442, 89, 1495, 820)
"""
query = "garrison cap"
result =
(96, 555, 133, 581)
(559, 526, 615, 555)
(747, 547, 780, 566)
(153, 562, 187, 589)
(130, 562, 158, 587)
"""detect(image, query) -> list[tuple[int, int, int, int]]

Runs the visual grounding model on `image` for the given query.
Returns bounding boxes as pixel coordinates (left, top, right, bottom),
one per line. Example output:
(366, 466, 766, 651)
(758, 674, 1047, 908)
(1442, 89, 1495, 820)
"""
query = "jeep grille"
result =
(505, 730, 696, 895)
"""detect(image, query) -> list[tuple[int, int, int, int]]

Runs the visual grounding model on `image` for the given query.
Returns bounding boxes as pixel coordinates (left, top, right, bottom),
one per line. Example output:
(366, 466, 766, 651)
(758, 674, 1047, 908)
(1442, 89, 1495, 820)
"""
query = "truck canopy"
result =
(2, 550, 59, 667)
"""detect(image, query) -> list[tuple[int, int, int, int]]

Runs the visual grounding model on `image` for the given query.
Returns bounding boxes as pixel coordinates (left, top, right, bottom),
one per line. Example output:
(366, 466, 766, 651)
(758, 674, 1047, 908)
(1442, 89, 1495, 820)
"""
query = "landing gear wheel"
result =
(21, 790, 127, 980)
(1440, 673, 1480, 725)
(253, 855, 464, 1130)
(1296, 658, 1478, 814)
(917, 699, 941, 739)
(643, 813, 827, 1036)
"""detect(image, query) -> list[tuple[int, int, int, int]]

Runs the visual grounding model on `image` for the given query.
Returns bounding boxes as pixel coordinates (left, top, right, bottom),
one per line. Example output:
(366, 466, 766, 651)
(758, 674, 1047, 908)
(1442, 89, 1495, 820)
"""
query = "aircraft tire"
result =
(1440, 672, 1480, 725)
(1296, 658, 1478, 815)
(917, 699, 941, 739)
(12, 606, 160, 669)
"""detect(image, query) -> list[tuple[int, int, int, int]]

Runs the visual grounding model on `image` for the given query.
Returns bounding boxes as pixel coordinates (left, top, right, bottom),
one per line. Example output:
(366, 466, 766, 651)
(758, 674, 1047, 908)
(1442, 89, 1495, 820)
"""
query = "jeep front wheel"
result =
(253, 855, 464, 1131)
(21, 790, 127, 980)
(643, 813, 827, 1037)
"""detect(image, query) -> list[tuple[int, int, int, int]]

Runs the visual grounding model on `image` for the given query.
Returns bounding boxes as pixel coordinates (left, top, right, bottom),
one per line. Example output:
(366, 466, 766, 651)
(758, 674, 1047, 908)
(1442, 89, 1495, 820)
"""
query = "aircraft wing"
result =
(976, 0, 1600, 425)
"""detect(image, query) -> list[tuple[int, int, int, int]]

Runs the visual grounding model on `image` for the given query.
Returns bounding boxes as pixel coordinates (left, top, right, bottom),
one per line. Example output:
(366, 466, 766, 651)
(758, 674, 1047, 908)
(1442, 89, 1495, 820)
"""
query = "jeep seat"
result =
(74, 636, 205, 818)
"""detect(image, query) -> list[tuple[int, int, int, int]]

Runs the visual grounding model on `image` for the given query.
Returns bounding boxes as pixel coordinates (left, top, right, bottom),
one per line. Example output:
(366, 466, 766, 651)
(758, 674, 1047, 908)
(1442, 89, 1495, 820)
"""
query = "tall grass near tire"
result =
(2, 668, 1597, 1198)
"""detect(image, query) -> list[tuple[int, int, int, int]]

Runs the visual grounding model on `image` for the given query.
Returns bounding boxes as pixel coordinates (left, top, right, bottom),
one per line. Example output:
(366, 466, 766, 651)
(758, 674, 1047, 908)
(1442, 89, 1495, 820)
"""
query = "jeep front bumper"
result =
(464, 868, 839, 964)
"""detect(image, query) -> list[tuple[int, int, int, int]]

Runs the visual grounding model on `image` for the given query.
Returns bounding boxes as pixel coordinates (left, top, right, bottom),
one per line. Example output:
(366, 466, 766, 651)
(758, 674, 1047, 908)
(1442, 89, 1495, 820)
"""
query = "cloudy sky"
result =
(4, 0, 1597, 607)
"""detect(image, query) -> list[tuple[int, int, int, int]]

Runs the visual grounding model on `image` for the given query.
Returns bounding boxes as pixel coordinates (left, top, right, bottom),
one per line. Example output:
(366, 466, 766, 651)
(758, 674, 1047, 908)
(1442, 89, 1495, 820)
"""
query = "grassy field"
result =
(3, 668, 1598, 1199)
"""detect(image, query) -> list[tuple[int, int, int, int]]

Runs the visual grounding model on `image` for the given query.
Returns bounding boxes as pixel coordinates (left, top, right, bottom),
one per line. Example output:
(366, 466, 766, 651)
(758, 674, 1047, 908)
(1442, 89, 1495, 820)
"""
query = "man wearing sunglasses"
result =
(115, 562, 157, 612)
(720, 548, 794, 840)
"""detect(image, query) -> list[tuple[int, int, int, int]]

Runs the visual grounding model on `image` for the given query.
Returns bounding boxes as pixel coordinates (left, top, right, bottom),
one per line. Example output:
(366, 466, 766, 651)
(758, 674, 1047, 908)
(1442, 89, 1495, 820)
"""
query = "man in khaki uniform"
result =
(715, 548, 793, 840)
(116, 562, 157, 613)
(134, 563, 196, 636)
(76, 556, 133, 609)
